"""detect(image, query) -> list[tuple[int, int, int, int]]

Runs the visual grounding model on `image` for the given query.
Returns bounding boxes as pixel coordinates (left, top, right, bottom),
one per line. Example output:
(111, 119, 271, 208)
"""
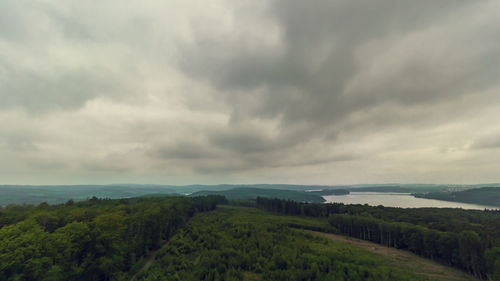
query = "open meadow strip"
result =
(306, 230, 477, 281)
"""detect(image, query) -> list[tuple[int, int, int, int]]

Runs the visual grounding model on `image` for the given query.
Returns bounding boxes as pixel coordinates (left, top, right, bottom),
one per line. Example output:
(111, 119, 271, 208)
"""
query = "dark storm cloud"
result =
(178, 0, 499, 131)
(160, 0, 500, 179)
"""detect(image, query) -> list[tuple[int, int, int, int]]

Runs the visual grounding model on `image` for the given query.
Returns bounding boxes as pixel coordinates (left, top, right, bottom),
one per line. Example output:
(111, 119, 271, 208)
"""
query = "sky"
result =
(1, 0, 500, 185)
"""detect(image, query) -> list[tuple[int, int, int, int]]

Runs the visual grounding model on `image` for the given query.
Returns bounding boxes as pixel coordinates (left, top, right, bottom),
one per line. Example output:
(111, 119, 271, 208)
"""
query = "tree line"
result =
(255, 197, 500, 280)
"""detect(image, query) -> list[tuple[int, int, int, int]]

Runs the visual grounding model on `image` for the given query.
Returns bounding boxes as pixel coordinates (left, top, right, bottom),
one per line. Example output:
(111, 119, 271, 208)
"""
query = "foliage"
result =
(309, 189, 350, 196)
(0, 195, 225, 281)
(256, 197, 500, 280)
(138, 206, 426, 281)
(2, 193, 497, 280)
(190, 188, 326, 203)
(413, 187, 500, 207)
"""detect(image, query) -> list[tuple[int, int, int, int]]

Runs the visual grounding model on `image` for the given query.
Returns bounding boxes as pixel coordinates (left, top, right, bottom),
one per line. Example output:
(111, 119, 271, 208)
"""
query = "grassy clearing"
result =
(307, 231, 477, 281)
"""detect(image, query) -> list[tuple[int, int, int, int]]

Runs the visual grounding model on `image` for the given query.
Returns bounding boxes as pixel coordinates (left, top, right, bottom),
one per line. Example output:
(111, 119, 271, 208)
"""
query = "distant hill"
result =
(172, 184, 333, 193)
(347, 185, 451, 193)
(0, 184, 331, 206)
(2, 183, 499, 206)
(189, 187, 326, 203)
(310, 189, 350, 196)
(0, 185, 177, 206)
(413, 187, 500, 207)
(346, 183, 500, 193)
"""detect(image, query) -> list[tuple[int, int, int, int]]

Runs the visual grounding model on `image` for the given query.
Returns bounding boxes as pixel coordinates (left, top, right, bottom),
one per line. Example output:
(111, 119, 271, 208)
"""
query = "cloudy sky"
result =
(1, 0, 500, 185)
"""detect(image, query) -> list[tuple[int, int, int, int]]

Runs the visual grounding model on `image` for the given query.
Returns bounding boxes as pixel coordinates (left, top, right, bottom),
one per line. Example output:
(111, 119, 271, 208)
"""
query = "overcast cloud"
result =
(1, 0, 500, 185)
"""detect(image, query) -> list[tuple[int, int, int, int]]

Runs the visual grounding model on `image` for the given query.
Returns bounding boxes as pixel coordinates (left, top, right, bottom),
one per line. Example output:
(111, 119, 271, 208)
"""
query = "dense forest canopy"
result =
(1, 195, 499, 280)
(0, 196, 225, 281)
(137, 206, 439, 281)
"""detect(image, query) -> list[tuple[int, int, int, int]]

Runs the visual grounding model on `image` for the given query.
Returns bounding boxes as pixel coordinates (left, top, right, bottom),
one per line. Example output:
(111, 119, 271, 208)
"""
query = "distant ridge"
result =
(189, 187, 326, 203)
(2, 183, 500, 206)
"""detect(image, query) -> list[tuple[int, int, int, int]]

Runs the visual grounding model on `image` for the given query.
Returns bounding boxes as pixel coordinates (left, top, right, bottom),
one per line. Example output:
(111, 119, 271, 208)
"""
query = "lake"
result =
(323, 192, 497, 210)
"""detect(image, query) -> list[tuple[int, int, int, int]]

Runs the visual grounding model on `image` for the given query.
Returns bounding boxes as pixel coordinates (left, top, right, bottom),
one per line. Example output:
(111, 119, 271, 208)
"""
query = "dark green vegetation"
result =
(256, 198, 500, 280)
(0, 195, 225, 281)
(189, 187, 325, 203)
(2, 192, 499, 280)
(310, 189, 350, 196)
(137, 206, 436, 281)
(413, 187, 500, 207)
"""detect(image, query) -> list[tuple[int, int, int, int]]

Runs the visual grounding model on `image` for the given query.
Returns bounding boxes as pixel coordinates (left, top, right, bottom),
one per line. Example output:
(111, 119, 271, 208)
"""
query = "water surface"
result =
(323, 192, 497, 210)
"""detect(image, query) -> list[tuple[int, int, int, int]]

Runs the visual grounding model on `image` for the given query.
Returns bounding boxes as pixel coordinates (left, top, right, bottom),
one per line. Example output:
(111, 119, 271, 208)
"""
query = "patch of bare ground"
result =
(306, 230, 478, 281)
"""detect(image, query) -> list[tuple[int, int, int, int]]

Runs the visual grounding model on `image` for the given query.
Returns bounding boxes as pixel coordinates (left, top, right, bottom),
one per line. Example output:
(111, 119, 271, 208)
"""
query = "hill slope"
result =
(137, 206, 477, 281)
(413, 187, 500, 207)
(189, 187, 326, 203)
(309, 231, 476, 281)
(0, 185, 177, 206)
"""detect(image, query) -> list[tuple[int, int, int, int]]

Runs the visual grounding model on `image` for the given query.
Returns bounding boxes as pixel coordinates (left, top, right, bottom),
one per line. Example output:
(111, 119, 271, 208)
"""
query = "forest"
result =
(255, 197, 500, 280)
(136, 206, 436, 281)
(1, 195, 499, 280)
(413, 187, 500, 207)
(309, 189, 350, 196)
(0, 195, 225, 280)
(189, 187, 325, 203)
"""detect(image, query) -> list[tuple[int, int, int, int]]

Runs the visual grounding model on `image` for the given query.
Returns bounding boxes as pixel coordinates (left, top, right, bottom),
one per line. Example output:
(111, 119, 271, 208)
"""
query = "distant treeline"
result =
(0, 195, 226, 281)
(255, 197, 500, 280)
(309, 189, 349, 196)
(4, 183, 499, 206)
(413, 187, 500, 207)
(190, 187, 326, 203)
